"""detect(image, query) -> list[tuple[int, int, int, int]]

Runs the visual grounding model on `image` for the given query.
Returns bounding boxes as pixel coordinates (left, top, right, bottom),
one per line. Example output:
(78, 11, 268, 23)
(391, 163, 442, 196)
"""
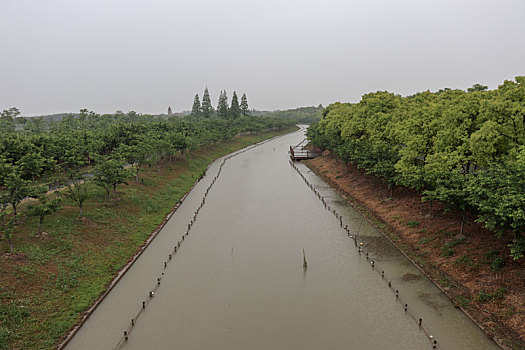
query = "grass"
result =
(477, 288, 508, 303)
(440, 237, 466, 257)
(406, 220, 420, 228)
(0, 126, 296, 350)
(455, 295, 471, 309)
(483, 249, 506, 272)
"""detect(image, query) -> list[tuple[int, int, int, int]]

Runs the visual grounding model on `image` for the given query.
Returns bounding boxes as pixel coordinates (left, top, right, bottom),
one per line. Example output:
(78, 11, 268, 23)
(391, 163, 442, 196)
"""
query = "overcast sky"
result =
(1, 0, 524, 116)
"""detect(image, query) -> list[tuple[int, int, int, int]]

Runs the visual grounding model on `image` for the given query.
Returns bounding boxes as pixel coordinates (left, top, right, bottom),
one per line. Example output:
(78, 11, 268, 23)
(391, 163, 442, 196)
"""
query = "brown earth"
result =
(305, 154, 525, 350)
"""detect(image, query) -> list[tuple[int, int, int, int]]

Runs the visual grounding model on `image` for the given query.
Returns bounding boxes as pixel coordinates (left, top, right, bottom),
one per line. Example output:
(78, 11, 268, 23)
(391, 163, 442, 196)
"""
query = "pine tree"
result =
(201, 87, 214, 118)
(191, 94, 202, 117)
(240, 93, 250, 117)
(217, 90, 229, 119)
(229, 91, 241, 119)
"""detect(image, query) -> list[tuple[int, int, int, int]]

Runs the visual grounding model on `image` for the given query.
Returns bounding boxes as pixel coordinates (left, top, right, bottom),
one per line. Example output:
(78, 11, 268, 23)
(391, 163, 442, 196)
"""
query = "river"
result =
(65, 127, 499, 350)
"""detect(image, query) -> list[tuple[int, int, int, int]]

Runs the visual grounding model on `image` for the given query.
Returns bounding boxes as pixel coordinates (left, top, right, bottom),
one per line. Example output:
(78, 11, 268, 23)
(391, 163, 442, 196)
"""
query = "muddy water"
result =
(65, 127, 499, 350)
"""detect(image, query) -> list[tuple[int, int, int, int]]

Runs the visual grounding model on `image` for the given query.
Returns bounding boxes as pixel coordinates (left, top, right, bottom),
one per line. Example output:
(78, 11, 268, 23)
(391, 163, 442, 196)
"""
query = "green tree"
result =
(467, 151, 525, 260)
(240, 93, 250, 116)
(65, 174, 89, 218)
(0, 186, 15, 252)
(0, 210, 14, 253)
(4, 167, 31, 218)
(0, 107, 19, 134)
(16, 150, 47, 181)
(93, 156, 131, 199)
(167, 132, 189, 160)
(467, 84, 488, 92)
(217, 90, 229, 119)
(229, 91, 241, 119)
(201, 87, 214, 118)
(27, 187, 62, 236)
(24, 116, 46, 134)
(117, 137, 155, 182)
(191, 94, 202, 118)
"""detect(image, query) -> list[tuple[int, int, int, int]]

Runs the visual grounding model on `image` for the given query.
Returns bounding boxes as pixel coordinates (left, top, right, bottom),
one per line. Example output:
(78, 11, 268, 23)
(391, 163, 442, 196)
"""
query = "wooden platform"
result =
(289, 139, 321, 161)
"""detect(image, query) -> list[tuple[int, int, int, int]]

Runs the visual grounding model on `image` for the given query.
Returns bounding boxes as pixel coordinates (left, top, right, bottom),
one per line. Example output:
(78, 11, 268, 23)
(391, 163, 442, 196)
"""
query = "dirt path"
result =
(305, 154, 525, 349)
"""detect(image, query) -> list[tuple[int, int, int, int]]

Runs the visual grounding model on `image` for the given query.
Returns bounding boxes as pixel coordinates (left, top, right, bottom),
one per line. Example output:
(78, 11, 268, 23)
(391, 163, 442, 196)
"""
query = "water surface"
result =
(66, 127, 498, 350)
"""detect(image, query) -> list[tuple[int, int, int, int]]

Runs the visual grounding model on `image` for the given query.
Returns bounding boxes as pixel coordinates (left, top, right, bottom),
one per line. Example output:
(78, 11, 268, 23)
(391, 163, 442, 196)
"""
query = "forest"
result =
(255, 105, 323, 124)
(0, 109, 294, 253)
(307, 77, 525, 260)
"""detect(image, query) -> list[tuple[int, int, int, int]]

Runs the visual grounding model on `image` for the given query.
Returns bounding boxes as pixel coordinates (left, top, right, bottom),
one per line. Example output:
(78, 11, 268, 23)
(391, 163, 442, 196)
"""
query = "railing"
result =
(289, 143, 321, 160)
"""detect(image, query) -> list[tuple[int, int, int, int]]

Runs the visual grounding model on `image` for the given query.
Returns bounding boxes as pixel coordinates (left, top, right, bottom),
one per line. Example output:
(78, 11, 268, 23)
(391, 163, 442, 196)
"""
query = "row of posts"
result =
(112, 136, 280, 349)
(289, 160, 441, 350)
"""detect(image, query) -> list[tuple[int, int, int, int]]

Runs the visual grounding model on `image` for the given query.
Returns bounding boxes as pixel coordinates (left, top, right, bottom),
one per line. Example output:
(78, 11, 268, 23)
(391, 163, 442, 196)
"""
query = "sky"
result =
(1, 0, 524, 116)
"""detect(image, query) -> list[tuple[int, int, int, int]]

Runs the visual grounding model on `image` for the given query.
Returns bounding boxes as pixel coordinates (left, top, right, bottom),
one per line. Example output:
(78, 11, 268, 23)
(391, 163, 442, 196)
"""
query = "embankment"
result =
(305, 154, 525, 350)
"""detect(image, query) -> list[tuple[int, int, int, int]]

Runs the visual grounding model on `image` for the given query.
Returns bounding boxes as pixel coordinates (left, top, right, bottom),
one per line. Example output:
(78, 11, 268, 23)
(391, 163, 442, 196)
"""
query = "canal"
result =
(65, 127, 499, 350)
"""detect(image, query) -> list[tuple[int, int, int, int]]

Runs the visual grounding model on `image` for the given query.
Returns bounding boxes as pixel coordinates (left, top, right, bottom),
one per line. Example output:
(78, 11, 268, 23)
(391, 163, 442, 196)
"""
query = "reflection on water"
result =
(66, 127, 498, 350)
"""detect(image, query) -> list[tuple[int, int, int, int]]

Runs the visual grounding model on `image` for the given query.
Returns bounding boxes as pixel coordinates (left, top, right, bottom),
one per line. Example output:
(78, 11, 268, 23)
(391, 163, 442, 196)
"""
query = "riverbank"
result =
(0, 126, 297, 350)
(305, 154, 524, 350)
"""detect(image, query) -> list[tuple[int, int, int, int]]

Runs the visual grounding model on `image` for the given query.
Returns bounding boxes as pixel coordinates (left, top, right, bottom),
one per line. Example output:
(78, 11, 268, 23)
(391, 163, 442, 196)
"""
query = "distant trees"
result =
(0, 106, 294, 253)
(191, 89, 250, 119)
(257, 105, 323, 124)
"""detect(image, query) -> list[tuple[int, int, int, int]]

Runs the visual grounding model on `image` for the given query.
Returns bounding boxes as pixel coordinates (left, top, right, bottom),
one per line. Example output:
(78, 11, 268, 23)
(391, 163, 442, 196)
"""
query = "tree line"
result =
(254, 105, 323, 124)
(190, 88, 250, 119)
(307, 77, 525, 260)
(0, 109, 294, 252)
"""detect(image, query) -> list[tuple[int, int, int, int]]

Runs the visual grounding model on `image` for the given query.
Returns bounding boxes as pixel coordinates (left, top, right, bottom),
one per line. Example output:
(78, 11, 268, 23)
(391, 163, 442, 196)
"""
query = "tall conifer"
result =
(201, 87, 214, 118)
(191, 94, 201, 117)
(217, 90, 229, 119)
(240, 93, 249, 117)
(229, 91, 241, 119)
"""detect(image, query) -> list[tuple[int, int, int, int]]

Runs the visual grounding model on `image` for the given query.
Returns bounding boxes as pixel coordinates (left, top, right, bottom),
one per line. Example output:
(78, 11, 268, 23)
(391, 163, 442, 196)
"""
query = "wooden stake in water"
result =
(303, 249, 308, 269)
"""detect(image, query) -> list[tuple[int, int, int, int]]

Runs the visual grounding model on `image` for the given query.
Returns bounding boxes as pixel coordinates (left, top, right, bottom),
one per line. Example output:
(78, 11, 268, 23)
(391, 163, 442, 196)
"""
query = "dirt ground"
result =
(306, 154, 525, 349)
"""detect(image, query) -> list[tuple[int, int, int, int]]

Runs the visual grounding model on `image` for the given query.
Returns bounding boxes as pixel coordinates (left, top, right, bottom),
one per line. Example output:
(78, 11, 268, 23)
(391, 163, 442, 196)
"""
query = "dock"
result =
(289, 139, 321, 161)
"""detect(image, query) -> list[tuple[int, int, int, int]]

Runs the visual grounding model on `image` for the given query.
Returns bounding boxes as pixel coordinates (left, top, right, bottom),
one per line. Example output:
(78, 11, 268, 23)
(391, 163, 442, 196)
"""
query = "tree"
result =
(201, 87, 214, 118)
(117, 137, 155, 182)
(65, 174, 89, 218)
(27, 187, 62, 236)
(423, 167, 471, 234)
(467, 84, 488, 92)
(0, 186, 15, 252)
(93, 156, 131, 199)
(0, 107, 19, 134)
(191, 94, 202, 118)
(229, 91, 241, 119)
(467, 152, 525, 260)
(16, 150, 47, 181)
(217, 90, 229, 119)
(0, 210, 14, 253)
(240, 93, 250, 117)
(167, 132, 189, 161)
(4, 167, 31, 218)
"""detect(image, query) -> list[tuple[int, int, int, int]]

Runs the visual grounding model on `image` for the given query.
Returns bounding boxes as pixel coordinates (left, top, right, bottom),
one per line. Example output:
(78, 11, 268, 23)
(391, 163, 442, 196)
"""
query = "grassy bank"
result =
(305, 154, 524, 350)
(0, 126, 297, 350)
